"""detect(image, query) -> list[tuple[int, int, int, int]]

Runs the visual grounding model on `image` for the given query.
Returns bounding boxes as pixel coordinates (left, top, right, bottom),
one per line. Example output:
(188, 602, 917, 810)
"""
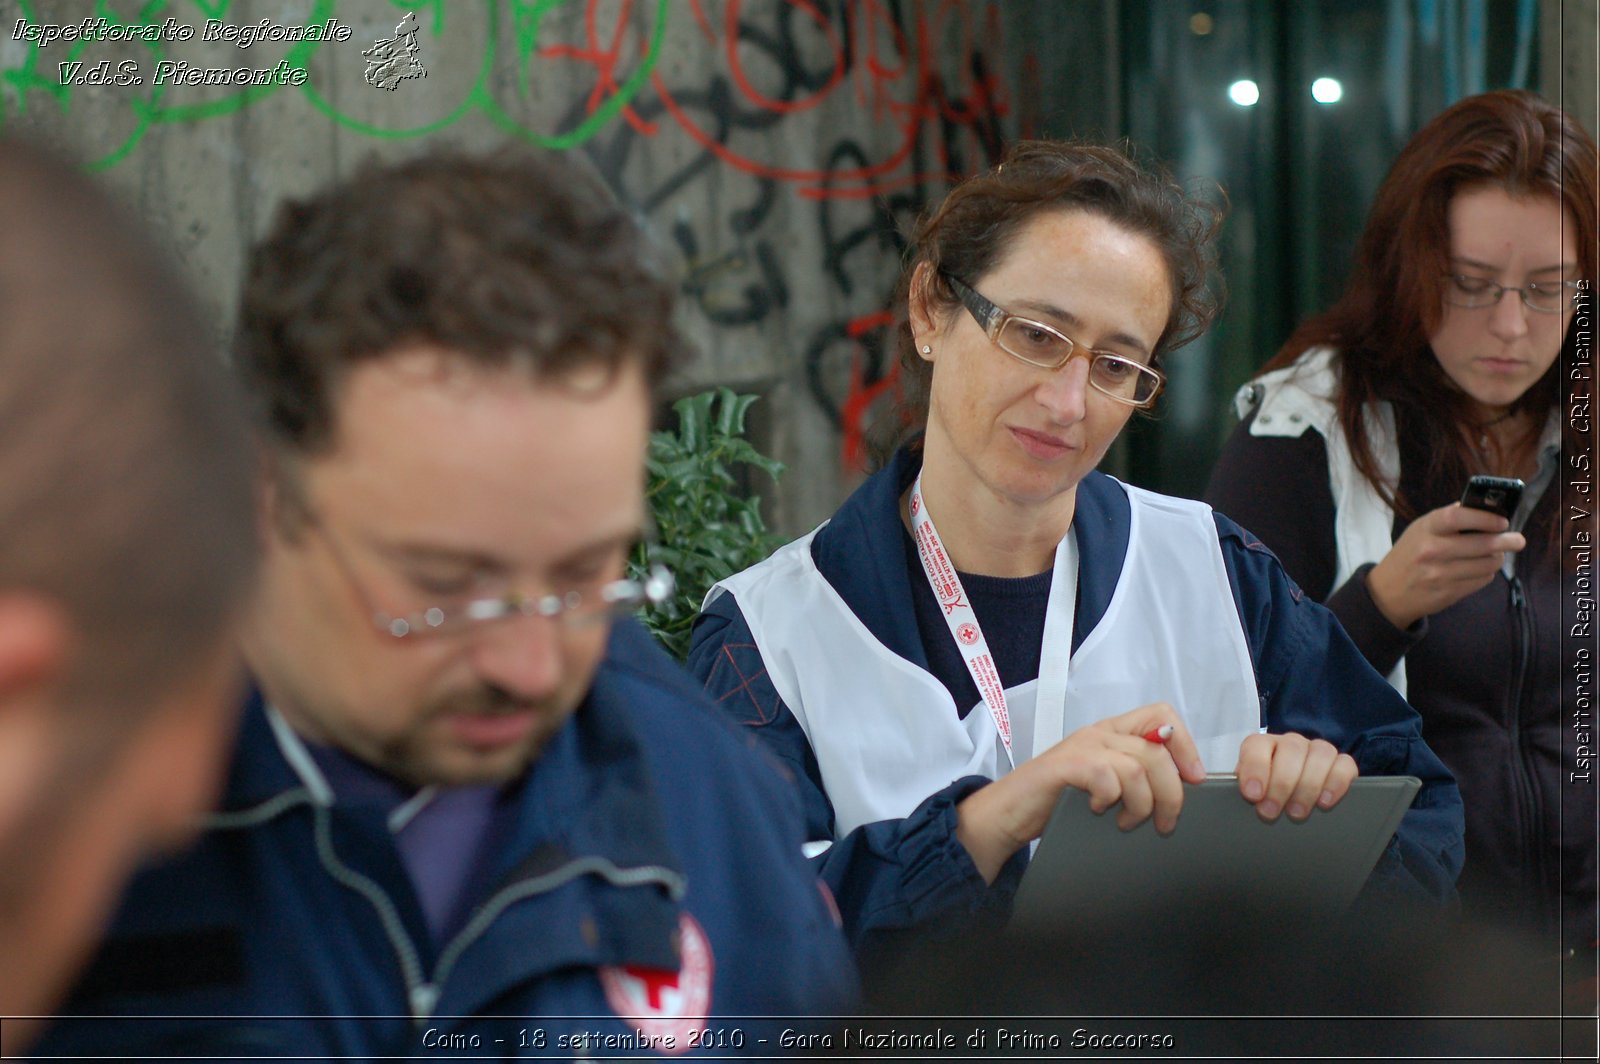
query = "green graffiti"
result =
(396, 0, 448, 38)
(0, 0, 670, 167)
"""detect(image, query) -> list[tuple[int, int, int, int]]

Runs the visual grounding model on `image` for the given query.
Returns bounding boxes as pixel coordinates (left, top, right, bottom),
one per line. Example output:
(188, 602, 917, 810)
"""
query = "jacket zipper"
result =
(1506, 572, 1548, 915)
(426, 856, 688, 1019)
(306, 804, 433, 1023)
(317, 844, 683, 1028)
(229, 800, 683, 1028)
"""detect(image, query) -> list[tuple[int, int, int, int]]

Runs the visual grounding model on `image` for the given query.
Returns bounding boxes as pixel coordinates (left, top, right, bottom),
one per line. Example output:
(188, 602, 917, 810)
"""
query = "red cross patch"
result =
(599, 912, 714, 1054)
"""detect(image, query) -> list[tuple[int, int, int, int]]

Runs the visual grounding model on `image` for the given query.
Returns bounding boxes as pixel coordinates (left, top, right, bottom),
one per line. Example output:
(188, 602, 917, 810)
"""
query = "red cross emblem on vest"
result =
(600, 912, 715, 1054)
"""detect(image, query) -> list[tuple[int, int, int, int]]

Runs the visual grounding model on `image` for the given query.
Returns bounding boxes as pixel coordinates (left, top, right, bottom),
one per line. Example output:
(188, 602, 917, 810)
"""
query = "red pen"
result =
(1142, 724, 1174, 744)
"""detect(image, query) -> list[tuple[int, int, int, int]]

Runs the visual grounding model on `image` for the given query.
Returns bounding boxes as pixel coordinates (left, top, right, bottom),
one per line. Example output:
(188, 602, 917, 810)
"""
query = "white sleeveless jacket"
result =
(1233, 346, 1406, 695)
(706, 482, 1263, 838)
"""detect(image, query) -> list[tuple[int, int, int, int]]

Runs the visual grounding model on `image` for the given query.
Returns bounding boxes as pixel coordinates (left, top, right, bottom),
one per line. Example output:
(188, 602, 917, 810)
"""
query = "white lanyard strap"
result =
(909, 471, 1078, 767)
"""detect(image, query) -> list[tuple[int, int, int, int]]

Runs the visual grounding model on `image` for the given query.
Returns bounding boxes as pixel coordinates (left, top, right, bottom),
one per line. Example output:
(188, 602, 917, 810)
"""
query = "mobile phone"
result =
(1458, 475, 1525, 523)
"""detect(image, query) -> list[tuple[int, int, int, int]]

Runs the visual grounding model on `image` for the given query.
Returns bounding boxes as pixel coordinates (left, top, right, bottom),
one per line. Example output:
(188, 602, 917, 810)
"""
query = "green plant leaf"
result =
(674, 392, 713, 453)
(714, 386, 754, 436)
(628, 390, 784, 661)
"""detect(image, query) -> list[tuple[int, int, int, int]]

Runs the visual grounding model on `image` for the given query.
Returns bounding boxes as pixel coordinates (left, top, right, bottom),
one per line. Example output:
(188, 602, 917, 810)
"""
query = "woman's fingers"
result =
(1369, 507, 1521, 627)
(1236, 733, 1359, 822)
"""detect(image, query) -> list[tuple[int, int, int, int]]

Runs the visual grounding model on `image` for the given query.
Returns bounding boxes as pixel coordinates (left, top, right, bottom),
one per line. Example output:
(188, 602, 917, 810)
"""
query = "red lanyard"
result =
(908, 471, 1078, 766)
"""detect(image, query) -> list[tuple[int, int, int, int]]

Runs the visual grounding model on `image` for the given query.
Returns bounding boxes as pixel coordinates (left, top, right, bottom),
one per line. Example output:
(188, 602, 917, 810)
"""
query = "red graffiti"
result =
(537, 0, 1019, 198)
(535, 0, 1026, 476)
(724, 0, 846, 115)
(645, 0, 1015, 199)
(838, 311, 899, 472)
(536, 0, 659, 136)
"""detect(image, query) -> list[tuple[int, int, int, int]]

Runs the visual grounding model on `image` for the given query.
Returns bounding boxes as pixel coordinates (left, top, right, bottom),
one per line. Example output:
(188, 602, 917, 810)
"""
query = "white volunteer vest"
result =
(707, 482, 1262, 838)
(1233, 346, 1406, 694)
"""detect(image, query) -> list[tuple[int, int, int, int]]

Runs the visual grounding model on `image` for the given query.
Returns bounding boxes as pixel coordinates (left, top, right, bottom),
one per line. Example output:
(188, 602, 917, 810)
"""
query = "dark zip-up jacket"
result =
(32, 621, 857, 1059)
(691, 447, 1465, 955)
(1207, 405, 1593, 952)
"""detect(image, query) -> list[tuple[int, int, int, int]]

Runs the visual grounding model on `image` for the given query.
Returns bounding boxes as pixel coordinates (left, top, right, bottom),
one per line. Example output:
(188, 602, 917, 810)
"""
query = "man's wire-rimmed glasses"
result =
(1441, 274, 1582, 314)
(306, 510, 675, 640)
(942, 273, 1165, 407)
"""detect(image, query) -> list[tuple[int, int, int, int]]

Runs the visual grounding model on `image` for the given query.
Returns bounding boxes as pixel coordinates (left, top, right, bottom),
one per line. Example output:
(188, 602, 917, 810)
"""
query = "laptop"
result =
(1010, 774, 1421, 931)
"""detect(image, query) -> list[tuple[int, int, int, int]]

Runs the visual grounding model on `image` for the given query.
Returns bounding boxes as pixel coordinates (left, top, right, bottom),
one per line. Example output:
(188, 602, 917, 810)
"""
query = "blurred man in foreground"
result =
(34, 148, 854, 1059)
(0, 137, 257, 1053)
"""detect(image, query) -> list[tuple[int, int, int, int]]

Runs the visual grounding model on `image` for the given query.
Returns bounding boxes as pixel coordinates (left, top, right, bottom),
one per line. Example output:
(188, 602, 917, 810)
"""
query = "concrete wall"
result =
(7, 1, 1590, 532)
(2, 0, 1117, 534)
(1543, 0, 1598, 138)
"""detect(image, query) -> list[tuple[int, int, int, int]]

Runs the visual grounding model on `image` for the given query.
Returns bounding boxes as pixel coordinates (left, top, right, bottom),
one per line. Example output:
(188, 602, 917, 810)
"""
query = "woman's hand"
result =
(1365, 502, 1525, 629)
(954, 703, 1207, 884)
(1234, 732, 1359, 821)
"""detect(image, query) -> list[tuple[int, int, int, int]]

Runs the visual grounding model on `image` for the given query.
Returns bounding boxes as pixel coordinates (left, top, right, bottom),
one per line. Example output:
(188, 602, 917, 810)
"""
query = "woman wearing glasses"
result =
(688, 140, 1463, 958)
(1206, 91, 1596, 949)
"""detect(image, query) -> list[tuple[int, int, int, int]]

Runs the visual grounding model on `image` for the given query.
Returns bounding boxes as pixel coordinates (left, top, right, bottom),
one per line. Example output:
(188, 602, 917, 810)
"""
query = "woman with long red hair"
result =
(1207, 89, 1596, 950)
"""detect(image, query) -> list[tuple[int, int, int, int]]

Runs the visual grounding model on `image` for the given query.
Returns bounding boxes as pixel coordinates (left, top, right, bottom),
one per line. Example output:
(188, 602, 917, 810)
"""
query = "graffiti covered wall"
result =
(2, 0, 1118, 530)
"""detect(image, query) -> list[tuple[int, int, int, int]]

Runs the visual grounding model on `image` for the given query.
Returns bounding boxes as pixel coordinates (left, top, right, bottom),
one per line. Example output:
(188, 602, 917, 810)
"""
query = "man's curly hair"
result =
(237, 147, 687, 454)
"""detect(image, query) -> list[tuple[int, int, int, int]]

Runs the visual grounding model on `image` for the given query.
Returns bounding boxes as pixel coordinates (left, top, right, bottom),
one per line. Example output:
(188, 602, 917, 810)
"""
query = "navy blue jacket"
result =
(33, 621, 856, 1059)
(689, 449, 1466, 951)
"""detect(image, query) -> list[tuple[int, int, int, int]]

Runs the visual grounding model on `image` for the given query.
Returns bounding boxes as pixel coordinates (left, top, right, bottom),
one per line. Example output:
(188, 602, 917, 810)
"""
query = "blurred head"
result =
(888, 140, 1224, 451)
(235, 148, 684, 788)
(0, 139, 257, 1037)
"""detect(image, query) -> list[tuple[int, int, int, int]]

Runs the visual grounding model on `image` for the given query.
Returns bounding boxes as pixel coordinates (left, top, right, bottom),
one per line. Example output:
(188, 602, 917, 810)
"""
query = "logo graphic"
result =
(909, 495, 920, 516)
(600, 913, 714, 1054)
(956, 622, 979, 646)
(363, 11, 426, 90)
(932, 562, 966, 613)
